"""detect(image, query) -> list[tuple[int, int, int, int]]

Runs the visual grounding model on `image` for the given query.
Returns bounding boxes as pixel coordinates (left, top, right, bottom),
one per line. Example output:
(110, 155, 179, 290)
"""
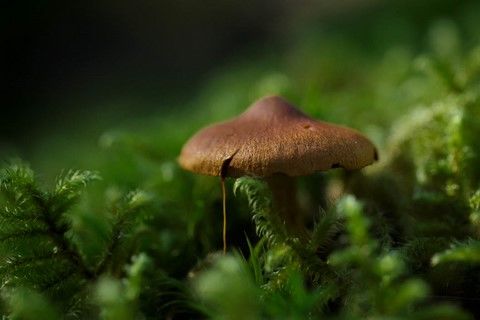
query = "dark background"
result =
(2, 0, 476, 150)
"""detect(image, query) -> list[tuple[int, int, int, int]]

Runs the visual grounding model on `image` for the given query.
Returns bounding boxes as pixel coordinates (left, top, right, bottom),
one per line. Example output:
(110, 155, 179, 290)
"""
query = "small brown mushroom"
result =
(179, 95, 377, 250)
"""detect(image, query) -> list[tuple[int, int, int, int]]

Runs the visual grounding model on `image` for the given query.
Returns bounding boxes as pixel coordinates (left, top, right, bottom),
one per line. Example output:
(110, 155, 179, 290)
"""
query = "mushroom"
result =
(179, 95, 377, 251)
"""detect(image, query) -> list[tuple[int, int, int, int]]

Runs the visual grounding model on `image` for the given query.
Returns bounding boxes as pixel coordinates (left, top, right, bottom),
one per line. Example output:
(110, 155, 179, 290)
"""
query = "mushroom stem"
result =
(265, 174, 307, 239)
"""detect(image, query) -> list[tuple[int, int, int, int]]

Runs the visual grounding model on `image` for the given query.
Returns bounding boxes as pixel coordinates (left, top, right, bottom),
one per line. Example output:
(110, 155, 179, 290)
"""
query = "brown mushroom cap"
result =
(178, 95, 378, 177)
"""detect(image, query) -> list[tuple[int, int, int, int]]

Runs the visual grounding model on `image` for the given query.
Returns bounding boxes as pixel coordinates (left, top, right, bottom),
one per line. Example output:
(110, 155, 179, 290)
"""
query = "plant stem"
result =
(221, 177, 227, 254)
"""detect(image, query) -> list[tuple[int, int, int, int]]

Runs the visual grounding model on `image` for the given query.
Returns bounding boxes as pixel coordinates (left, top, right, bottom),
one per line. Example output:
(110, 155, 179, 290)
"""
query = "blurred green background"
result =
(3, 0, 480, 171)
